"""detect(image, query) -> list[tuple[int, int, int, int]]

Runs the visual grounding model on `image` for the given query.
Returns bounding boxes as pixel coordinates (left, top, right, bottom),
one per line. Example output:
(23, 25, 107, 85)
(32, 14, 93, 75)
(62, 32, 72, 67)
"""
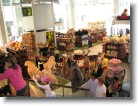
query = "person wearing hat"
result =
(80, 72, 98, 97)
(33, 76, 56, 97)
(95, 77, 106, 97)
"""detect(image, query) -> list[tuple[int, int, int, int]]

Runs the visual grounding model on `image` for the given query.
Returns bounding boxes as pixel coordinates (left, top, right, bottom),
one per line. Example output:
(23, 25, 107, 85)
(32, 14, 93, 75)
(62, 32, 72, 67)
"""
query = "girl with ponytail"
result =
(0, 55, 27, 96)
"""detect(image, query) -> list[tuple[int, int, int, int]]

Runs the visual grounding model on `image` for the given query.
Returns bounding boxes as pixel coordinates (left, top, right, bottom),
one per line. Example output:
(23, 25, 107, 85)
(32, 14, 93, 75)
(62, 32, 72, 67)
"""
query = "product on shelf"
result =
(6, 40, 24, 51)
(102, 35, 129, 61)
(74, 29, 89, 47)
(73, 50, 84, 60)
(57, 37, 74, 51)
(88, 21, 106, 29)
(37, 42, 49, 48)
(90, 32, 98, 43)
(102, 58, 123, 79)
(24, 61, 41, 79)
(22, 32, 36, 60)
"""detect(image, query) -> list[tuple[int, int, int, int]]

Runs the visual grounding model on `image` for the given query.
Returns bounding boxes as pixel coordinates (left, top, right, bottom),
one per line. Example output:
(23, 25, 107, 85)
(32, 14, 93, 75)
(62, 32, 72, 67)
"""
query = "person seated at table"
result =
(121, 9, 128, 16)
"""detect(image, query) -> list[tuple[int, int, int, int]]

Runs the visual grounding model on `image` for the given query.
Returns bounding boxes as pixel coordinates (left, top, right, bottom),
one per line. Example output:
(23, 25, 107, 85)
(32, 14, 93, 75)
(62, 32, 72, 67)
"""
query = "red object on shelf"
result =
(101, 33, 106, 41)
(117, 16, 130, 20)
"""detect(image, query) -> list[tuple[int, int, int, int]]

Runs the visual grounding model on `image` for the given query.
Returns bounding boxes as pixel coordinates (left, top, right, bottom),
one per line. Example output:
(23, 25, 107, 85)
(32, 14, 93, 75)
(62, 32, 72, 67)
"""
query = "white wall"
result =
(22, 16, 35, 32)
(33, 4, 54, 30)
(32, 3, 54, 43)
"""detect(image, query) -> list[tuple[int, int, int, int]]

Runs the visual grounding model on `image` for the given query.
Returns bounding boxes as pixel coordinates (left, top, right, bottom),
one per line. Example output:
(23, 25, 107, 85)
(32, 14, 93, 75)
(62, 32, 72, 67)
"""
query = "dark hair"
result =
(104, 55, 107, 58)
(98, 52, 101, 55)
(124, 9, 127, 12)
(114, 77, 118, 81)
(71, 61, 77, 67)
(90, 72, 97, 79)
(5, 55, 17, 70)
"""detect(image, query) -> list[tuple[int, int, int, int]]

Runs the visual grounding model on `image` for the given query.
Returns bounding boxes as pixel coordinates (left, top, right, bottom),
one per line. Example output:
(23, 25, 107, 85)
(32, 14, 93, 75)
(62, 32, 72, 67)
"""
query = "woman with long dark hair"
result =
(0, 55, 27, 96)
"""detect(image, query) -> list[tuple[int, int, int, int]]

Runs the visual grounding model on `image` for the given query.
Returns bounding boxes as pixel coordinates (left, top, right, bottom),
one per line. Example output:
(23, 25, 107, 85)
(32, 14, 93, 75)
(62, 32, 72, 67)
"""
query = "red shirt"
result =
(0, 65, 26, 90)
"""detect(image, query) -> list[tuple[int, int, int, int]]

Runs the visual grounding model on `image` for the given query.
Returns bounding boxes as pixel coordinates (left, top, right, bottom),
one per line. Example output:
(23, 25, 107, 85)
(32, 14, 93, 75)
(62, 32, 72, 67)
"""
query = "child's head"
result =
(40, 76, 51, 84)
(98, 77, 105, 86)
(98, 52, 102, 57)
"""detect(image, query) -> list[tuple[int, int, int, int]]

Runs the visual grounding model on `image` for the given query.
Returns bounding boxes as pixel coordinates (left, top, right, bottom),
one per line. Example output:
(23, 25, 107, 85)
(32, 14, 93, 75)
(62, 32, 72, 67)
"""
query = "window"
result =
(2, 0, 23, 41)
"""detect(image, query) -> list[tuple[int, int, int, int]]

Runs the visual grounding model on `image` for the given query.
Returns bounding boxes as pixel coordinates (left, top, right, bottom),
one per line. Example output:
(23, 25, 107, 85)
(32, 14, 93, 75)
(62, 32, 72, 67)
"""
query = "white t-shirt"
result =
(95, 84, 106, 97)
(81, 79, 98, 96)
(34, 79, 56, 97)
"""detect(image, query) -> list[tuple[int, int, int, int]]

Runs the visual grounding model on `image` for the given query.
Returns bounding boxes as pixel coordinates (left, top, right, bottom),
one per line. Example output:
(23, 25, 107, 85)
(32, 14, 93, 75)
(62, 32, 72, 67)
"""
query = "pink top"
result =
(0, 65, 26, 90)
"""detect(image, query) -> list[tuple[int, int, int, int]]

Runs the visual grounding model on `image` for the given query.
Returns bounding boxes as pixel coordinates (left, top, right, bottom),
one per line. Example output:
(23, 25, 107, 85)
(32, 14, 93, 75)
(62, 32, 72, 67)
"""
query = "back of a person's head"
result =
(124, 9, 127, 12)
(71, 61, 77, 67)
(114, 77, 119, 81)
(98, 77, 105, 84)
(90, 72, 97, 79)
(98, 52, 101, 55)
(5, 55, 17, 70)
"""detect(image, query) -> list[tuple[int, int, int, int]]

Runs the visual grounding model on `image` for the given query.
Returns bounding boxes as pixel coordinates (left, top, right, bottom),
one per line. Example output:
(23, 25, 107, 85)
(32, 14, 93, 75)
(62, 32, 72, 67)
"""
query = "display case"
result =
(74, 29, 88, 47)
(57, 37, 74, 51)
(22, 32, 37, 60)
(102, 42, 127, 60)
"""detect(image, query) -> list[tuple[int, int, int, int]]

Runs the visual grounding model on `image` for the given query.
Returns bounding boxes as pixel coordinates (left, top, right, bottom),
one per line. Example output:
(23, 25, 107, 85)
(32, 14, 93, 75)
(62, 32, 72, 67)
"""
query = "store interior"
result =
(0, 0, 130, 97)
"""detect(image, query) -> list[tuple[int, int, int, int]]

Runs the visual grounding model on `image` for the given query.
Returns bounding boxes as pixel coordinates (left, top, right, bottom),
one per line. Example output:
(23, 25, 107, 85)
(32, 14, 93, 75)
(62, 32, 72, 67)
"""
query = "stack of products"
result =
(106, 58, 123, 79)
(22, 32, 36, 60)
(74, 29, 88, 47)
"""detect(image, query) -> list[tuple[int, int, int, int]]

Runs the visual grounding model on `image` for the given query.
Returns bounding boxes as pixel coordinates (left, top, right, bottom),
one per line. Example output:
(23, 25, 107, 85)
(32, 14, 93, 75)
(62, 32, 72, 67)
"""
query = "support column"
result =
(113, 0, 119, 16)
(69, 0, 75, 28)
(0, 1, 8, 45)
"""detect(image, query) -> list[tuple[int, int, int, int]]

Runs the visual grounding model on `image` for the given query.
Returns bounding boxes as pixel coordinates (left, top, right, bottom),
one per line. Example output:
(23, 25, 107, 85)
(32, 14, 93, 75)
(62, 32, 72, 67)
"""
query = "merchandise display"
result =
(90, 32, 98, 43)
(0, 0, 131, 98)
(57, 37, 74, 51)
(37, 41, 49, 57)
(22, 32, 36, 60)
(6, 41, 24, 51)
(88, 21, 106, 30)
(74, 29, 88, 47)
(101, 58, 124, 91)
(102, 35, 130, 61)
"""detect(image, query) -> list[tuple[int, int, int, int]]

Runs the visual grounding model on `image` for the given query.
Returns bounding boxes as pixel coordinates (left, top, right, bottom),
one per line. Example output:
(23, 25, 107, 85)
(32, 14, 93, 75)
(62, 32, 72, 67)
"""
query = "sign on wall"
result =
(22, 7, 32, 16)
(46, 31, 55, 47)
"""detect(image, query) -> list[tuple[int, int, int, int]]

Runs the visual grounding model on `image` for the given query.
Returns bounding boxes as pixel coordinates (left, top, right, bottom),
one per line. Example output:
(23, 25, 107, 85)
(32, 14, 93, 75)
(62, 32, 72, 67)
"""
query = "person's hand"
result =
(32, 76, 36, 81)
